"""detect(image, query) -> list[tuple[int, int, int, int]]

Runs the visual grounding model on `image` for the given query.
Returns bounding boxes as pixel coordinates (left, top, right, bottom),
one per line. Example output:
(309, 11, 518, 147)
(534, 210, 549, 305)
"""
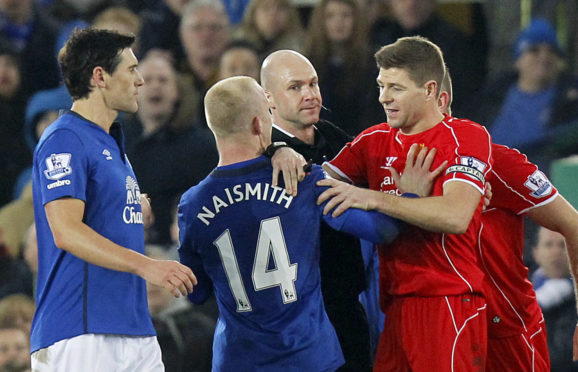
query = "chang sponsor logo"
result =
(123, 176, 143, 224)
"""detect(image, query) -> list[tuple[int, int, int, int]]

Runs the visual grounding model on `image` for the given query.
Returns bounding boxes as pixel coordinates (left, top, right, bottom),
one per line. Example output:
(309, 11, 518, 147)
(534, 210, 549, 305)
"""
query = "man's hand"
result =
(317, 178, 379, 217)
(483, 182, 493, 210)
(139, 258, 197, 298)
(140, 193, 154, 229)
(271, 147, 306, 196)
(390, 144, 447, 197)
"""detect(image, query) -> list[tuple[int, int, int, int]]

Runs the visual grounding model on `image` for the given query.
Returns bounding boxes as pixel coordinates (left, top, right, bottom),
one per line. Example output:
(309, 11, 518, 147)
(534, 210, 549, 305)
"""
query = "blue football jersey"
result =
(31, 112, 155, 352)
(178, 156, 399, 371)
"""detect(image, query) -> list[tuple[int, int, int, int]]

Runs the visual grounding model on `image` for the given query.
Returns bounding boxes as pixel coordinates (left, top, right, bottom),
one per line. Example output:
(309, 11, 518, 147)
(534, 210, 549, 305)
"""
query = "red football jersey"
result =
(328, 115, 492, 298)
(480, 144, 557, 338)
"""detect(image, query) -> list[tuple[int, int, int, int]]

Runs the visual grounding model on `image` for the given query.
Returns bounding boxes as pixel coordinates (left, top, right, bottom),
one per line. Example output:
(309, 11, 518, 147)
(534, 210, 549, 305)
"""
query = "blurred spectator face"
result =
(180, 5, 230, 63)
(533, 227, 570, 278)
(0, 54, 20, 100)
(0, 327, 29, 368)
(390, 0, 436, 31)
(324, 0, 355, 43)
(0, 0, 33, 24)
(219, 47, 260, 80)
(165, 0, 190, 15)
(515, 43, 562, 89)
(254, 0, 289, 41)
(138, 55, 179, 121)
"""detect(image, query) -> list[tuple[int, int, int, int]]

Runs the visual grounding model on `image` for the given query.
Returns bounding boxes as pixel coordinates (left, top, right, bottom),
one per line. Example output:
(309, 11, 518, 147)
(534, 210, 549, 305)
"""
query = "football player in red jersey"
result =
(317, 36, 491, 372)
(439, 69, 578, 371)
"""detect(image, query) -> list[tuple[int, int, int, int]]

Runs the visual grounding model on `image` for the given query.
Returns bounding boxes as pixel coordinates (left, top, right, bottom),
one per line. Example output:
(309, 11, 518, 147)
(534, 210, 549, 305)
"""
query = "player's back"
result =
(481, 144, 557, 337)
(178, 156, 344, 372)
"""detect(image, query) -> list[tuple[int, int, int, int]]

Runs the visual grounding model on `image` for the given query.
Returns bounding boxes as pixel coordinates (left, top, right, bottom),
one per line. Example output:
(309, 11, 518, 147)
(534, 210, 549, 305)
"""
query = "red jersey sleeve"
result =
(440, 118, 493, 195)
(327, 124, 390, 185)
(488, 144, 558, 214)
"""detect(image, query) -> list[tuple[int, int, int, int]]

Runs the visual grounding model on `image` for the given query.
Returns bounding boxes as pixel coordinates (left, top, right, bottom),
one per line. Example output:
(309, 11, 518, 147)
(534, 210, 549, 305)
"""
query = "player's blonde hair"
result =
(204, 76, 266, 138)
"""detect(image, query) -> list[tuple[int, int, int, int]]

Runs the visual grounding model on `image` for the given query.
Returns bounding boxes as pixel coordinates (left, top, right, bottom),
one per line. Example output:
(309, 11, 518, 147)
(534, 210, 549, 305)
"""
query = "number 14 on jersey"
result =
(214, 217, 298, 312)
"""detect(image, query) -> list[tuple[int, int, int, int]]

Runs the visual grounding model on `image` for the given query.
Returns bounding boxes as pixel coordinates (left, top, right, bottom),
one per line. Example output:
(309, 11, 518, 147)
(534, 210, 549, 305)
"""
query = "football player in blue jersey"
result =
(177, 76, 402, 371)
(30, 28, 196, 371)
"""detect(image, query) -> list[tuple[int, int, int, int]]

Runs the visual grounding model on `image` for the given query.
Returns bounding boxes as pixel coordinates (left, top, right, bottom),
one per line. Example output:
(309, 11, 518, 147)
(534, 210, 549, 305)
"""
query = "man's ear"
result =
(424, 80, 437, 101)
(251, 115, 262, 135)
(438, 91, 450, 113)
(93, 66, 106, 89)
(264, 90, 275, 109)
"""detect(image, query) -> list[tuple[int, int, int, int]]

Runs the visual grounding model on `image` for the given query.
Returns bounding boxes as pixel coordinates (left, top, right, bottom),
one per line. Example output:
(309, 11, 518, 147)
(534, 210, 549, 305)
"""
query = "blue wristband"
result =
(401, 192, 419, 198)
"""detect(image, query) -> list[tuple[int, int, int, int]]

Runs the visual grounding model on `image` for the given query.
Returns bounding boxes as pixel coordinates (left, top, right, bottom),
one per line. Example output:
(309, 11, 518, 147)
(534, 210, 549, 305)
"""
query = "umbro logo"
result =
(102, 149, 112, 160)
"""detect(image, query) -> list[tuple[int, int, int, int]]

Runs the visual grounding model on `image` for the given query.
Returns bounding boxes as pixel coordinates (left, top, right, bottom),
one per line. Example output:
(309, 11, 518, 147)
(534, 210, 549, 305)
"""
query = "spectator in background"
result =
(0, 294, 35, 334)
(0, 44, 30, 208)
(221, 0, 251, 25)
(370, 0, 487, 116)
(532, 227, 578, 372)
(124, 53, 217, 245)
(0, 84, 72, 258)
(139, 0, 190, 62)
(147, 245, 216, 372)
(179, 0, 230, 126)
(0, 0, 62, 97)
(0, 326, 30, 372)
(470, 18, 578, 172)
(92, 6, 141, 54)
(305, 0, 378, 136)
(218, 39, 260, 81)
(234, 0, 304, 61)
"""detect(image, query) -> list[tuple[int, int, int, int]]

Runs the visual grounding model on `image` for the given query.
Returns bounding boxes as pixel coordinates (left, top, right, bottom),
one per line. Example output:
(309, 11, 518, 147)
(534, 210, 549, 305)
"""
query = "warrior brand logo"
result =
(44, 153, 72, 180)
(524, 170, 553, 198)
(380, 156, 398, 169)
(123, 176, 143, 224)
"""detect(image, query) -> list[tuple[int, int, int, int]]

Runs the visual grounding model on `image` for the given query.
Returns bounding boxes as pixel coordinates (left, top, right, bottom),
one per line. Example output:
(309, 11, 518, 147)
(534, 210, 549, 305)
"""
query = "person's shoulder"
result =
(315, 119, 352, 139)
(443, 116, 487, 132)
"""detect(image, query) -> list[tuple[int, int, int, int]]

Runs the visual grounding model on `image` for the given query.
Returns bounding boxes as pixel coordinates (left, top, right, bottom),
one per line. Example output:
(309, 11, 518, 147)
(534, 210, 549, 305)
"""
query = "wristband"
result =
(263, 141, 289, 158)
(401, 192, 419, 198)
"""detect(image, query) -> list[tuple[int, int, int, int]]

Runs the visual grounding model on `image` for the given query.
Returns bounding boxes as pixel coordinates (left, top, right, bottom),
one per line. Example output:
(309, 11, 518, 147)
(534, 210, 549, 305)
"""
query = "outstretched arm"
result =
(46, 197, 197, 298)
(527, 195, 578, 360)
(317, 179, 481, 234)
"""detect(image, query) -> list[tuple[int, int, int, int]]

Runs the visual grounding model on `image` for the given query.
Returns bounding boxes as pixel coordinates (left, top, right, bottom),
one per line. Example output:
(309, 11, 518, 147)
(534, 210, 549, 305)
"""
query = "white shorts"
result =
(31, 334, 164, 372)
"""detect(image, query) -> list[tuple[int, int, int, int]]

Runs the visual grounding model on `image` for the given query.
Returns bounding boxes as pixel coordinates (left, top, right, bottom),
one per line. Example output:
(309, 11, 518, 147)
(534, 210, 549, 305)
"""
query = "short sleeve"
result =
(442, 123, 493, 194)
(328, 132, 369, 185)
(34, 129, 88, 205)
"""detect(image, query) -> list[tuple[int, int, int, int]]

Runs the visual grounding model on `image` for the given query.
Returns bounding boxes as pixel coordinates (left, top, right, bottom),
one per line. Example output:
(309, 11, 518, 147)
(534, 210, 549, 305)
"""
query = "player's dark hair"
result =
(58, 28, 136, 100)
(375, 36, 445, 95)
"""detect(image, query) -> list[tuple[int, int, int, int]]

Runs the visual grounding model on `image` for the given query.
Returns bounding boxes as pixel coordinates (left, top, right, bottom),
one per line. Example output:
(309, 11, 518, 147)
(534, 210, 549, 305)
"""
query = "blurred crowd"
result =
(1, 0, 578, 371)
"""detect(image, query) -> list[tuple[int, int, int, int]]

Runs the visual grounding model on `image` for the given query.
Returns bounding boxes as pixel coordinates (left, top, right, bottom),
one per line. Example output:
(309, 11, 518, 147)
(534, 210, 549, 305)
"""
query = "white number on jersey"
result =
(214, 217, 298, 312)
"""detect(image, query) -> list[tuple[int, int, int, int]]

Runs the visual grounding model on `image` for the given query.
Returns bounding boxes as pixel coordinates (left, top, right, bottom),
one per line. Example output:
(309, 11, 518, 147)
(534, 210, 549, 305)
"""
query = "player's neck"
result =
(216, 140, 263, 167)
(400, 109, 444, 136)
(71, 97, 118, 133)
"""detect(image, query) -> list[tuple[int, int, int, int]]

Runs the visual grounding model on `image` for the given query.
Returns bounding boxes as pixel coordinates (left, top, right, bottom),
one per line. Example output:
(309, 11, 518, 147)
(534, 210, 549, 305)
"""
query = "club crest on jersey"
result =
(44, 153, 72, 180)
(445, 156, 487, 183)
(524, 170, 552, 198)
(123, 176, 143, 224)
